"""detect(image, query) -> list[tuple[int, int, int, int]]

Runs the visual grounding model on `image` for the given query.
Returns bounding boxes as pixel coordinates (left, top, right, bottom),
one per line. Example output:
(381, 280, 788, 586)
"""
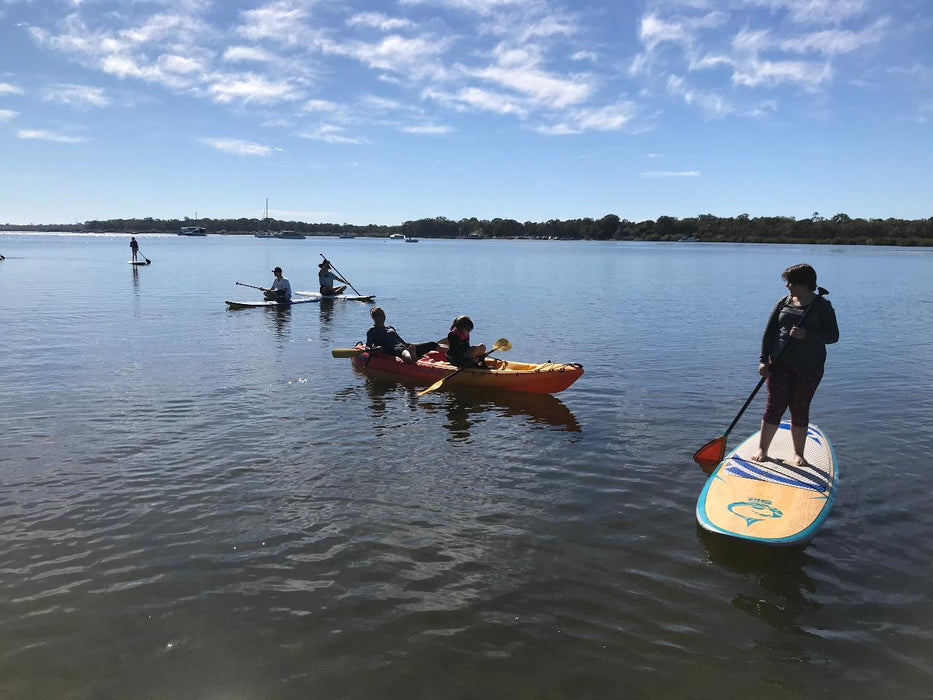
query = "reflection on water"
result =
(319, 297, 336, 331)
(356, 374, 581, 442)
(268, 305, 291, 341)
(699, 527, 820, 632)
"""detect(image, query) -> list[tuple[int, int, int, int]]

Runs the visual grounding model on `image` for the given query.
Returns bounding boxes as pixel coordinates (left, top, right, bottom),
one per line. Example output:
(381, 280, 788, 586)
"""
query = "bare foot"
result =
(789, 454, 811, 467)
(751, 449, 767, 462)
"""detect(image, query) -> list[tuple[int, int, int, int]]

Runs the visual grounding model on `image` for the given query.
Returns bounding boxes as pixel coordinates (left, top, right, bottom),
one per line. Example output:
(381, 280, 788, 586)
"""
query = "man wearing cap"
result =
(318, 259, 347, 296)
(263, 266, 292, 303)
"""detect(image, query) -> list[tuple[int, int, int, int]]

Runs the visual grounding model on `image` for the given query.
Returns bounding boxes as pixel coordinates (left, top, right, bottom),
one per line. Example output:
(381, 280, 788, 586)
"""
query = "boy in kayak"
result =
(366, 307, 437, 363)
(446, 315, 487, 367)
(262, 267, 292, 303)
(318, 259, 348, 296)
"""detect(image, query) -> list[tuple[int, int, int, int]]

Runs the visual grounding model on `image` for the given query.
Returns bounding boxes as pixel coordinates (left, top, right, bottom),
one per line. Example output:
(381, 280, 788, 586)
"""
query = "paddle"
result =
(692, 295, 822, 474)
(236, 281, 267, 292)
(417, 338, 512, 397)
(137, 248, 151, 264)
(333, 338, 447, 359)
(332, 347, 367, 358)
(319, 254, 362, 297)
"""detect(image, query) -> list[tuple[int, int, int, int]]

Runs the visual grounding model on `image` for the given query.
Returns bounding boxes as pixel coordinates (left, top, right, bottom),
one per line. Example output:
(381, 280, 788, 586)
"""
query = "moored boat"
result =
(350, 348, 583, 394)
(179, 226, 207, 236)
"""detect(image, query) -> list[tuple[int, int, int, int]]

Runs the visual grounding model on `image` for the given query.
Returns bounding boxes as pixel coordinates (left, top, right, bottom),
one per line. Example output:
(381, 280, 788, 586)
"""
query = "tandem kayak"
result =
(350, 347, 583, 394)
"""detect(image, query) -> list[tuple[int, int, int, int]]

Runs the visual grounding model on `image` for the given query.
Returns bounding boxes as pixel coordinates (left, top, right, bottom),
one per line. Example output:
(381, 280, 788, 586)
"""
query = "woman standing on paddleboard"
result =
(753, 264, 839, 467)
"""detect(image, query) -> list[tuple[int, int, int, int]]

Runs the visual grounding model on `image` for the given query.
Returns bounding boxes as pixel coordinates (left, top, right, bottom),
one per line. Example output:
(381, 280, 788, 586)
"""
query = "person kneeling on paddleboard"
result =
(263, 267, 292, 303)
(318, 260, 348, 296)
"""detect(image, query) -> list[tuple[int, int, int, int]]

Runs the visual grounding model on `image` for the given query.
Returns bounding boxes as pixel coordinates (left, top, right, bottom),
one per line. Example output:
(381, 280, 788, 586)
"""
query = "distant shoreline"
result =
(2, 212, 931, 247)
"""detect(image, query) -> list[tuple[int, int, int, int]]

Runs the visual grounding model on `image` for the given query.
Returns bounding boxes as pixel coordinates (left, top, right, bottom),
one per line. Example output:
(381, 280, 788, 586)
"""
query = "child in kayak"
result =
(366, 307, 437, 363)
(446, 315, 487, 368)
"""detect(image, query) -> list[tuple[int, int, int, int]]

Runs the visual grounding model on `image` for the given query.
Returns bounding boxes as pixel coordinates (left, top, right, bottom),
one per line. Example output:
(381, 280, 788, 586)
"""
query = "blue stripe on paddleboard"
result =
(725, 458, 827, 493)
(776, 421, 824, 446)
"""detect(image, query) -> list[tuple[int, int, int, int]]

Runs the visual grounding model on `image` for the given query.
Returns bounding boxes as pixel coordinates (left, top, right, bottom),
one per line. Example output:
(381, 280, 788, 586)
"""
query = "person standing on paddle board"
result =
(262, 267, 292, 303)
(446, 315, 487, 368)
(318, 260, 347, 296)
(130, 236, 139, 262)
(365, 307, 438, 363)
(752, 264, 839, 466)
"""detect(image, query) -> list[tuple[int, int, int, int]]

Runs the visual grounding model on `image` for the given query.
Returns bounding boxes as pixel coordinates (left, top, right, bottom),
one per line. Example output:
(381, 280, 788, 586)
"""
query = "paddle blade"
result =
(492, 338, 512, 352)
(693, 436, 727, 475)
(332, 347, 365, 358)
(417, 378, 446, 397)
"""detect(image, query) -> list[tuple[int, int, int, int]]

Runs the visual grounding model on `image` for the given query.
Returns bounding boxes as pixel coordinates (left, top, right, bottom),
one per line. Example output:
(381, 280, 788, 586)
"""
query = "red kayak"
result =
(350, 347, 583, 394)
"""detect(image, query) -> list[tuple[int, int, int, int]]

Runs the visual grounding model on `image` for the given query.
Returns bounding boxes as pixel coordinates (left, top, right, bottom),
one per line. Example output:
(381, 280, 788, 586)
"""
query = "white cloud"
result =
(298, 124, 364, 144)
(0, 109, 18, 122)
(641, 170, 700, 178)
(200, 137, 273, 156)
(348, 12, 414, 32)
(42, 83, 109, 107)
(732, 58, 833, 89)
(208, 73, 301, 104)
(537, 102, 637, 135)
(17, 129, 88, 143)
(0, 82, 24, 95)
(467, 44, 592, 108)
(780, 18, 888, 55)
(402, 124, 452, 134)
(237, 1, 311, 45)
(223, 46, 275, 63)
(748, 0, 868, 24)
(426, 86, 529, 116)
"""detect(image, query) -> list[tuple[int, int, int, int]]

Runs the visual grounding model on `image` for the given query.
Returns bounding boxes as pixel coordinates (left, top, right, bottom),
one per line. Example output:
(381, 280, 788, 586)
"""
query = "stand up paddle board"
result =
(225, 297, 320, 309)
(696, 421, 837, 546)
(128, 260, 151, 265)
(295, 291, 375, 302)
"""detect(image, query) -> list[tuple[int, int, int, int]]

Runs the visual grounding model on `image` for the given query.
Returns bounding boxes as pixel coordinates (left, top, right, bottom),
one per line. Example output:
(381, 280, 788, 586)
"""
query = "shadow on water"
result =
(698, 526, 821, 632)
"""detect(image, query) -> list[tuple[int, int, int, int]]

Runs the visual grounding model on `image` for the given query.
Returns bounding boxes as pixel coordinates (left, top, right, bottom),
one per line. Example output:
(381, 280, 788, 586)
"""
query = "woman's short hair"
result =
(370, 306, 385, 320)
(782, 263, 817, 291)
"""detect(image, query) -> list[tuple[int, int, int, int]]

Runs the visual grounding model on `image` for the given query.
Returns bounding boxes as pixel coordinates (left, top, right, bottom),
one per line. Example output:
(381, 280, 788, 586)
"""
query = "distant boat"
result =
(405, 236, 419, 243)
(678, 236, 698, 242)
(388, 233, 404, 240)
(179, 226, 207, 236)
(338, 232, 356, 239)
(275, 230, 305, 239)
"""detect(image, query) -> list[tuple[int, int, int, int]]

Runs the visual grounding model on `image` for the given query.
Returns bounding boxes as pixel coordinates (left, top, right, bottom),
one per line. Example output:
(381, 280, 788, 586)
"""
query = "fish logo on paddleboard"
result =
(728, 498, 783, 527)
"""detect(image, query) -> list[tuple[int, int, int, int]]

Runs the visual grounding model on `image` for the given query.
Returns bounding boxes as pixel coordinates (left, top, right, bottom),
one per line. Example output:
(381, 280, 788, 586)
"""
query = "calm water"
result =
(1, 233, 931, 698)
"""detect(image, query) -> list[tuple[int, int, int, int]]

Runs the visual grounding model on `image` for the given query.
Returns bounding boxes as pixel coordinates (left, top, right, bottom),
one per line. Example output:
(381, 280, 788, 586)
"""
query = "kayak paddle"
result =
(417, 338, 511, 397)
(332, 347, 367, 358)
(692, 294, 824, 474)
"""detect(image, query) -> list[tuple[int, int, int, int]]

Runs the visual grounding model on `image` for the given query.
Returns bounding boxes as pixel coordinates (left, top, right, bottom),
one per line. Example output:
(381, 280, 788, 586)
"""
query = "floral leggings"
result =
(762, 363, 825, 427)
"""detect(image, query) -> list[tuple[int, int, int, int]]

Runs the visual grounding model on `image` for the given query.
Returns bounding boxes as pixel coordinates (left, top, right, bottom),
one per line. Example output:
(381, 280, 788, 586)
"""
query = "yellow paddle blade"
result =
(332, 347, 365, 358)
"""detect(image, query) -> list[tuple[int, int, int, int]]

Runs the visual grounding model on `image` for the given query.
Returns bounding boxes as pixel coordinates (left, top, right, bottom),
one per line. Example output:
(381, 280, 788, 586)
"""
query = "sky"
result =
(0, 0, 930, 226)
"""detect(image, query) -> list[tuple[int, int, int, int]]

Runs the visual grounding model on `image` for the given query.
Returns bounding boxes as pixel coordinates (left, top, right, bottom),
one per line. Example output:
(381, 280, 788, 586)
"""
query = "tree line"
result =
(2, 212, 931, 246)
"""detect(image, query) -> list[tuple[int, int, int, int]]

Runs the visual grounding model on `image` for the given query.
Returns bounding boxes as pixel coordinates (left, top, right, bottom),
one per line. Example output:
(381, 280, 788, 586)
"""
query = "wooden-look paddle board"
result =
(225, 297, 320, 309)
(696, 421, 837, 546)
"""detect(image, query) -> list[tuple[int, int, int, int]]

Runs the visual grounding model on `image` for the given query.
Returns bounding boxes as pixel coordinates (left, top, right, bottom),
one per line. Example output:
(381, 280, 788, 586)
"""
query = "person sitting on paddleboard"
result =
(130, 236, 139, 262)
(365, 307, 438, 363)
(318, 260, 347, 296)
(446, 315, 487, 368)
(752, 263, 839, 467)
(262, 266, 292, 303)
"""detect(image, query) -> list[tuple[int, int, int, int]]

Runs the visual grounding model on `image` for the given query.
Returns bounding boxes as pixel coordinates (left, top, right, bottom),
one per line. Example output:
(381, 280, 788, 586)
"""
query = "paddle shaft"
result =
(319, 254, 361, 296)
(236, 281, 267, 291)
(719, 296, 820, 439)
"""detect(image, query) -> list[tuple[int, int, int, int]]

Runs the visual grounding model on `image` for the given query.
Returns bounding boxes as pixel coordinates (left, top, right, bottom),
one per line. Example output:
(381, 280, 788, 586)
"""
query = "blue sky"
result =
(0, 0, 930, 225)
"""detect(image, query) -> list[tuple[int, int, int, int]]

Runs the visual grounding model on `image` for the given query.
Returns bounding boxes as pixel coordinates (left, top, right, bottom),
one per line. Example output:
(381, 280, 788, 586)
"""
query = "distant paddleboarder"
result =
(130, 236, 139, 262)
(318, 259, 348, 296)
(262, 266, 292, 303)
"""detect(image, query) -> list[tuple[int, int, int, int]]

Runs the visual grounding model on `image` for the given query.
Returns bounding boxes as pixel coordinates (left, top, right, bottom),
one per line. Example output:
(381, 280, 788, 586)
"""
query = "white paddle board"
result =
(295, 291, 375, 302)
(696, 421, 837, 546)
(225, 297, 320, 309)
